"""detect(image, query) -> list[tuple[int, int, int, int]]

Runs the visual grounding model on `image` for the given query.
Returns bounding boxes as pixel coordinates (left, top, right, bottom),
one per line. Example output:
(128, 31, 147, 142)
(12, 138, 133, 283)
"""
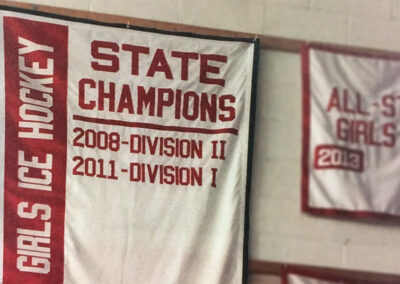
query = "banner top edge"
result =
(0, 4, 259, 45)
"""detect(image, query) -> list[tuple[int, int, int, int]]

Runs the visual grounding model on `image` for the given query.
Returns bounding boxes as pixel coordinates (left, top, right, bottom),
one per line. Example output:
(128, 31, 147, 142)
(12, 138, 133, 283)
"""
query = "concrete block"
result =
(54, 0, 90, 11)
(14, 0, 91, 11)
(252, 232, 343, 268)
(348, 0, 392, 19)
(309, 0, 349, 14)
(248, 0, 266, 34)
(179, 0, 264, 34)
(380, 225, 400, 246)
(391, 0, 400, 18)
(89, 0, 180, 23)
(265, 0, 309, 9)
(299, 215, 394, 246)
(285, 237, 343, 267)
(251, 159, 301, 200)
(348, 17, 400, 52)
(343, 243, 400, 273)
(251, 233, 290, 260)
(310, 0, 391, 19)
(254, 50, 302, 160)
(14, 0, 56, 7)
(263, 6, 348, 44)
(254, 112, 302, 159)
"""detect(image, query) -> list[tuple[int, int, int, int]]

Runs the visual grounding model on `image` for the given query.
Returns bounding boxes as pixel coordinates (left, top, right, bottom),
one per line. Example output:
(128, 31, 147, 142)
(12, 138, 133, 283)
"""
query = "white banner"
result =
(283, 267, 392, 284)
(0, 7, 258, 283)
(284, 270, 348, 284)
(285, 273, 338, 284)
(302, 44, 400, 219)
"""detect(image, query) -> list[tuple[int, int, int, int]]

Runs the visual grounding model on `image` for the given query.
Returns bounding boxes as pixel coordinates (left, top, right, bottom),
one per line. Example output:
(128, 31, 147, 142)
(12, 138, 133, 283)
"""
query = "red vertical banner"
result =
(3, 17, 68, 283)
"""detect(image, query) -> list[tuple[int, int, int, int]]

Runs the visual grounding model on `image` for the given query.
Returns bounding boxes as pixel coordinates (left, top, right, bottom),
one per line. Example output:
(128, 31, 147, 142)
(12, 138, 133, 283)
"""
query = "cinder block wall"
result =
(13, 0, 400, 276)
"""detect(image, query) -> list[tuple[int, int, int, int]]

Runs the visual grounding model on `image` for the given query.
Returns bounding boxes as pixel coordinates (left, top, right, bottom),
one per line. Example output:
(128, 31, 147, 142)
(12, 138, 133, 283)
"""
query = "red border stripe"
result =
(300, 43, 311, 214)
(3, 17, 68, 283)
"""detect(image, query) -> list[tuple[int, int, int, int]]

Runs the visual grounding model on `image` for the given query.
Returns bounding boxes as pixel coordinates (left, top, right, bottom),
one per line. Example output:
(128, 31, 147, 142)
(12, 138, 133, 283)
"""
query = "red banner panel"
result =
(3, 16, 67, 283)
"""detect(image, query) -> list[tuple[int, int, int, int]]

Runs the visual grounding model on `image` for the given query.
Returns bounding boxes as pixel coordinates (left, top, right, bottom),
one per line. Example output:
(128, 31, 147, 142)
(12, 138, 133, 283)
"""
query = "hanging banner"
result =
(283, 269, 347, 284)
(282, 266, 397, 284)
(284, 273, 339, 284)
(302, 43, 400, 219)
(0, 6, 258, 284)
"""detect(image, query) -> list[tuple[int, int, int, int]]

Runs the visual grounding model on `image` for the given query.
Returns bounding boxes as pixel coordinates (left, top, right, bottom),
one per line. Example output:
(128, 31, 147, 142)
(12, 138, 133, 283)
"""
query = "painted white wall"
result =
(13, 0, 400, 276)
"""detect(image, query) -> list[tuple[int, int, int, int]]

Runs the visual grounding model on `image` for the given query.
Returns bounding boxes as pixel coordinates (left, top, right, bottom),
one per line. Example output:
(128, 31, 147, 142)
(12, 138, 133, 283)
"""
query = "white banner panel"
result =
(302, 44, 400, 219)
(0, 6, 258, 284)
